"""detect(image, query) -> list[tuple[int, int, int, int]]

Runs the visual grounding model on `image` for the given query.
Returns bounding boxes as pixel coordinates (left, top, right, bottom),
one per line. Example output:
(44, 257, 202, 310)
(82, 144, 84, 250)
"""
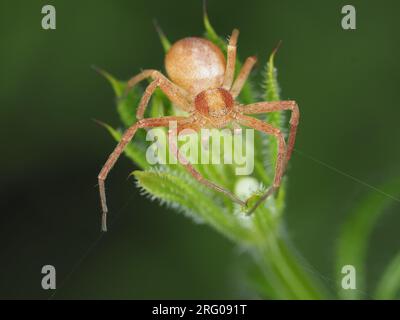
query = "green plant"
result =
(96, 13, 400, 299)
(336, 178, 400, 299)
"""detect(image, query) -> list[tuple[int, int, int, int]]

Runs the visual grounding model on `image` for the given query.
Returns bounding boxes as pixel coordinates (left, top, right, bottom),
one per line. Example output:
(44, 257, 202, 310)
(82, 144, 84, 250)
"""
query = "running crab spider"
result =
(98, 29, 299, 231)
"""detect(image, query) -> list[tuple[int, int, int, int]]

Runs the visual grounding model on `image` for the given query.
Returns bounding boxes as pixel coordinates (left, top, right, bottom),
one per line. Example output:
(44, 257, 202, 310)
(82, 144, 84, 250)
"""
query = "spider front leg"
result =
(222, 29, 239, 90)
(230, 55, 257, 98)
(98, 116, 187, 231)
(168, 129, 247, 207)
(238, 100, 300, 168)
(222, 29, 257, 97)
(124, 69, 193, 120)
(237, 114, 287, 215)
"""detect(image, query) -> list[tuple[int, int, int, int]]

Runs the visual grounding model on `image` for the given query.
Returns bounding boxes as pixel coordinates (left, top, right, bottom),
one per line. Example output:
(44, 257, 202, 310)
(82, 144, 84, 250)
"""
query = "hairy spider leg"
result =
(237, 114, 287, 215)
(124, 69, 193, 120)
(230, 56, 257, 99)
(238, 100, 299, 168)
(222, 29, 239, 90)
(98, 116, 188, 232)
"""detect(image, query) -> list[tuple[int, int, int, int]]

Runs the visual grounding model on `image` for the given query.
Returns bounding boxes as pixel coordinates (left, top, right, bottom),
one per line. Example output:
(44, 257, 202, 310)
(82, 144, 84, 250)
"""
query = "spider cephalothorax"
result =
(98, 28, 299, 231)
(195, 88, 234, 123)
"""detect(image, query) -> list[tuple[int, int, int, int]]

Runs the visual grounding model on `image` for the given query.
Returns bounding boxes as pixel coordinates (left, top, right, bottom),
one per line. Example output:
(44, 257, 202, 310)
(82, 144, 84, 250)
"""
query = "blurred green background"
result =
(0, 0, 399, 299)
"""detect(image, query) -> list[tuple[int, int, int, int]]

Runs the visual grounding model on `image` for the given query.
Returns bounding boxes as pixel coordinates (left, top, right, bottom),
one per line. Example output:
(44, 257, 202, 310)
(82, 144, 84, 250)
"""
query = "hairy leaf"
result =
(133, 168, 253, 243)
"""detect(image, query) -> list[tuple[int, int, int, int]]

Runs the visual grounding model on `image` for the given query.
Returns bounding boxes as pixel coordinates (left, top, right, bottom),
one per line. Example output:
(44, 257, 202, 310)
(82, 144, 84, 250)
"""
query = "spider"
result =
(98, 28, 299, 231)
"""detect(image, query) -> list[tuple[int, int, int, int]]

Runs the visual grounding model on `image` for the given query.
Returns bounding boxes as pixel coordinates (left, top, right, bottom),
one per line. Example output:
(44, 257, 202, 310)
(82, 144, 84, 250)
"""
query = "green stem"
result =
(250, 216, 328, 299)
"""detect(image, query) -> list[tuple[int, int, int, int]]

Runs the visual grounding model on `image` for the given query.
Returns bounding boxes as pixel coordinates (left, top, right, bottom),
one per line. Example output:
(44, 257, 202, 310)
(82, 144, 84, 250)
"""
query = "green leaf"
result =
(336, 177, 400, 299)
(94, 66, 142, 128)
(149, 88, 167, 119)
(265, 47, 281, 102)
(116, 85, 143, 128)
(93, 66, 124, 97)
(374, 251, 400, 299)
(203, 7, 226, 51)
(263, 48, 284, 178)
(133, 168, 254, 243)
(154, 20, 171, 53)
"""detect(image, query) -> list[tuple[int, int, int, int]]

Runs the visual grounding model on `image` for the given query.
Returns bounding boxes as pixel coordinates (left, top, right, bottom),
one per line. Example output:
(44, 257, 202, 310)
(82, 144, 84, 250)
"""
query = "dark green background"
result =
(0, 0, 399, 299)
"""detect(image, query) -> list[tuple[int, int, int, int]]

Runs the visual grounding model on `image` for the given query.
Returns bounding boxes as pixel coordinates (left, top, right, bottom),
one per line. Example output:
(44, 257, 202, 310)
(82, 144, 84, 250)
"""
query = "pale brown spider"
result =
(98, 29, 299, 231)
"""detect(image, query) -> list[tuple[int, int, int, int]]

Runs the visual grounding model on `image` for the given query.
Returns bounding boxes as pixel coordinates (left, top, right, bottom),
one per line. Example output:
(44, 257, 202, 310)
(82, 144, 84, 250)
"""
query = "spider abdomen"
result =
(165, 37, 226, 95)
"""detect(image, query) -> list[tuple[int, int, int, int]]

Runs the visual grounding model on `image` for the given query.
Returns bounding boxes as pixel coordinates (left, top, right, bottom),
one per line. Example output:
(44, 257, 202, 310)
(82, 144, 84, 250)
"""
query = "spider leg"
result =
(168, 128, 247, 207)
(124, 69, 193, 120)
(230, 56, 257, 99)
(98, 116, 188, 232)
(238, 100, 299, 168)
(136, 79, 160, 120)
(236, 114, 287, 214)
(222, 29, 239, 90)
